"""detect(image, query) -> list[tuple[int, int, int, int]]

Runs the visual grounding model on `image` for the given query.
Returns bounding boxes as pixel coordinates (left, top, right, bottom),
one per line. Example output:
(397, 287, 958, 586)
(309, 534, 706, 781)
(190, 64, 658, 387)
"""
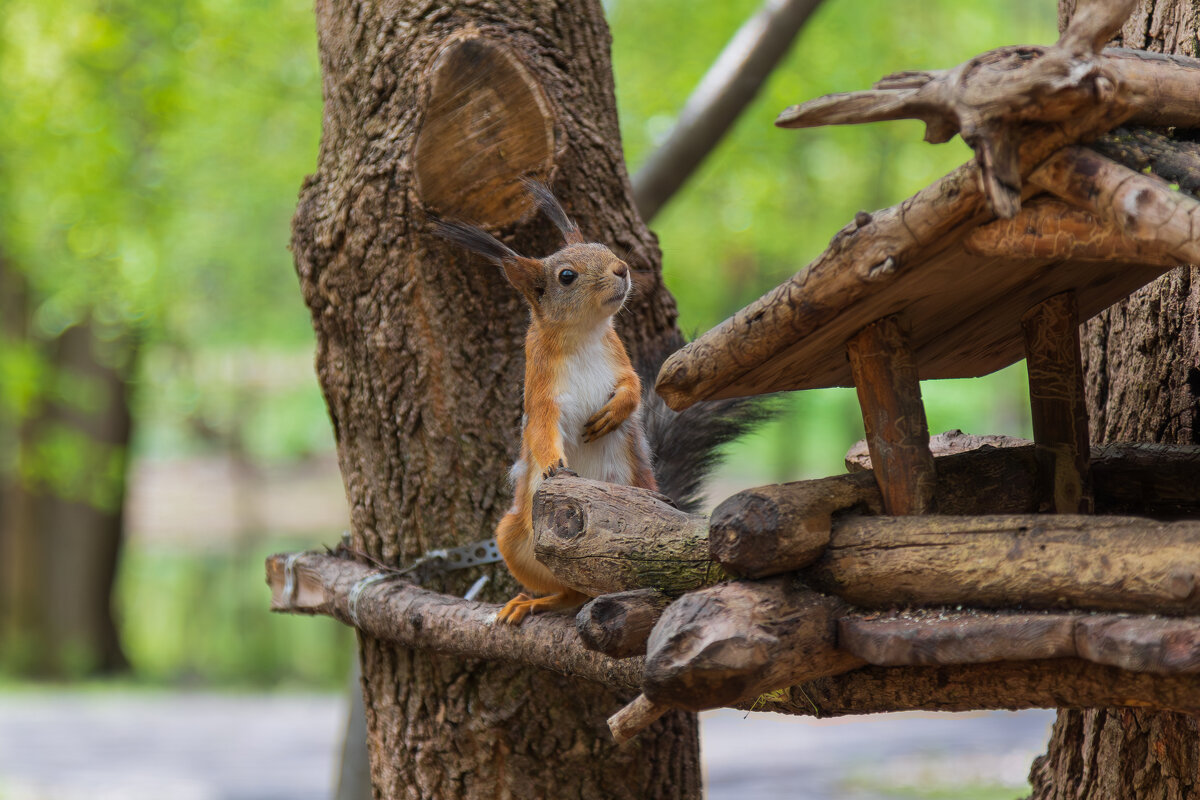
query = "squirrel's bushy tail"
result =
(638, 334, 777, 514)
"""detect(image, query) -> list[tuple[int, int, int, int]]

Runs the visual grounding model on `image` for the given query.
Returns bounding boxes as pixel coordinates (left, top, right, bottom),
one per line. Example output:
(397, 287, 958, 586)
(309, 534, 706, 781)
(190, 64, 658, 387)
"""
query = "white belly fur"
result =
(556, 335, 636, 485)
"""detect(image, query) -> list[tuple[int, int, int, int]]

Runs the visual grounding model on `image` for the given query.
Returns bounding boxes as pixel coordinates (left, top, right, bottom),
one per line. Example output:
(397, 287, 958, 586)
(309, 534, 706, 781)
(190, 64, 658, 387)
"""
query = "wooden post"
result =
(1022, 292, 1093, 514)
(846, 316, 936, 514)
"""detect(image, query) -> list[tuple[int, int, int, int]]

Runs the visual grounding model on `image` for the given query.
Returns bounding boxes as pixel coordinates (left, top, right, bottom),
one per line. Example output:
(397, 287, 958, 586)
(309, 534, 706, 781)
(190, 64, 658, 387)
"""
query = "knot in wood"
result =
(549, 501, 586, 540)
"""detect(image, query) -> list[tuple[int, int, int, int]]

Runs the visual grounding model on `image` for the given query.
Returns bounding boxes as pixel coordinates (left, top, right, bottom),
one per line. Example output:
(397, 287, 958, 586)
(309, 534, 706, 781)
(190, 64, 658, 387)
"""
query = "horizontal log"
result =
(533, 475, 729, 597)
(718, 441, 1200, 578)
(841, 609, 1200, 674)
(808, 514, 1200, 615)
(643, 577, 865, 711)
(841, 610, 1075, 665)
(268, 552, 1200, 727)
(845, 429, 1031, 472)
(576, 589, 672, 659)
(762, 659, 1200, 719)
(265, 551, 642, 689)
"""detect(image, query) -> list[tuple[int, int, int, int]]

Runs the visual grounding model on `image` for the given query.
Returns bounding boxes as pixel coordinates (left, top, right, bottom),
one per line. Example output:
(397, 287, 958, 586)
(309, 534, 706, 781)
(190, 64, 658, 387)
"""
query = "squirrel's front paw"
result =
(584, 401, 629, 443)
(542, 459, 575, 480)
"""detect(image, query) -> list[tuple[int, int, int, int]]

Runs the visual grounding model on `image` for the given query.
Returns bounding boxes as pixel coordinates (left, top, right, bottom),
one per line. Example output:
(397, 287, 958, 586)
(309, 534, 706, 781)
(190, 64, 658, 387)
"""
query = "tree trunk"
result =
(1, 315, 132, 676)
(290, 2, 699, 797)
(1028, 2, 1200, 797)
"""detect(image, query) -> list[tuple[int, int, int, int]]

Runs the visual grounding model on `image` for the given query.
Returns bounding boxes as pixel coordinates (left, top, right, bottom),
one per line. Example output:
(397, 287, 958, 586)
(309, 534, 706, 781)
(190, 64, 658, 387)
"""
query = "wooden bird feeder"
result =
(268, 0, 1200, 750)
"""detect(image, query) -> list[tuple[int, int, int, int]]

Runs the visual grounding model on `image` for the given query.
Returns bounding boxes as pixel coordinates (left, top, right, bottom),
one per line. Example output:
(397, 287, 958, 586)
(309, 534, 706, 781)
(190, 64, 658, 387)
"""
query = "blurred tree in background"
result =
(0, 0, 1049, 685)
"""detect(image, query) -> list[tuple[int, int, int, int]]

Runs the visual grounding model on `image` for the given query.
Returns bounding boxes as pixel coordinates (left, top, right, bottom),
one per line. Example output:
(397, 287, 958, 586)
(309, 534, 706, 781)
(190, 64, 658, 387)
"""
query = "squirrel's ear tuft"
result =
(501, 256, 547, 306)
(522, 179, 584, 246)
(430, 218, 522, 265)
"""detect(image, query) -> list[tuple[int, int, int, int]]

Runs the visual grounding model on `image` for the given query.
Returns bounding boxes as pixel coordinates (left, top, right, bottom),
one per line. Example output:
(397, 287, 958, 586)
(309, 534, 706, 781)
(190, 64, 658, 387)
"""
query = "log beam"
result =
(717, 441, 1200, 579)
(808, 514, 1200, 615)
(962, 198, 1180, 267)
(841, 609, 1200, 674)
(1030, 146, 1200, 266)
(1022, 292, 1094, 514)
(845, 316, 936, 515)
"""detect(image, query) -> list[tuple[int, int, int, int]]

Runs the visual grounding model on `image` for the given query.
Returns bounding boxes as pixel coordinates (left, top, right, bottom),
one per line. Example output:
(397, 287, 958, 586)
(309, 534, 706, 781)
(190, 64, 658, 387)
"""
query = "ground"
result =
(0, 689, 1051, 800)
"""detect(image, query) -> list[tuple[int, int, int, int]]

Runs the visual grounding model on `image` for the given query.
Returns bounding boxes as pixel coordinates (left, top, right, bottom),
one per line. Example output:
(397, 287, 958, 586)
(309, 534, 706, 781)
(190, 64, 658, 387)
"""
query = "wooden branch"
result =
(773, 0, 1200, 218)
(963, 198, 1181, 266)
(842, 610, 1076, 666)
(532, 475, 728, 597)
(845, 316, 936, 515)
(808, 514, 1200, 615)
(631, 0, 823, 221)
(1030, 146, 1200, 266)
(841, 609, 1200, 675)
(265, 552, 642, 690)
(1022, 292, 1093, 514)
(642, 578, 865, 711)
(608, 694, 671, 745)
(576, 589, 672, 658)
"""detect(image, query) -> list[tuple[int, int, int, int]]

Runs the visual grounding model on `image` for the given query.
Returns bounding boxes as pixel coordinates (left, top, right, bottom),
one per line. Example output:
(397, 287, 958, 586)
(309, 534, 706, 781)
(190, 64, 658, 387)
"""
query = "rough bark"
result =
(1029, 2, 1200, 797)
(290, 2, 699, 796)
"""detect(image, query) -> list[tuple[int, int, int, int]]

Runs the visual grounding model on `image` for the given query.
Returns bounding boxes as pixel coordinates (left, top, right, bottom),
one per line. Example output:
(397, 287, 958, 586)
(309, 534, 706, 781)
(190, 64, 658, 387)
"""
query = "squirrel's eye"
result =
(558, 269, 578, 286)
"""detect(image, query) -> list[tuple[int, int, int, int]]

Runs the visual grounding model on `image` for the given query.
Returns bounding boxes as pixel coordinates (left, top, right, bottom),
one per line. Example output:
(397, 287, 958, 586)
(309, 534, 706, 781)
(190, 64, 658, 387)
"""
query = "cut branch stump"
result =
(576, 588, 672, 659)
(642, 577, 865, 711)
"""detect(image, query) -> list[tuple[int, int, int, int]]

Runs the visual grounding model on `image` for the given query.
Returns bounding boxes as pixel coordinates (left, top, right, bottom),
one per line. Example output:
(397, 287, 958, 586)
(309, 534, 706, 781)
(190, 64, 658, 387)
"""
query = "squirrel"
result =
(433, 181, 768, 624)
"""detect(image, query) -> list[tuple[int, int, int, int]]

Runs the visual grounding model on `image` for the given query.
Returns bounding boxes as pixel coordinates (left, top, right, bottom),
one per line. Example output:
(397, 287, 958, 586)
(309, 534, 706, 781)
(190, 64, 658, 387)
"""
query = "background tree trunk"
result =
(290, 2, 700, 797)
(1, 253, 132, 676)
(1029, 2, 1200, 796)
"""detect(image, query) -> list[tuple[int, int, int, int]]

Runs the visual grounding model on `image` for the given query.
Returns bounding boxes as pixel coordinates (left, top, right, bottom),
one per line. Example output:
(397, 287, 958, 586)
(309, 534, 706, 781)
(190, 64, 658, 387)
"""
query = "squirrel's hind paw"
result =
(495, 590, 588, 625)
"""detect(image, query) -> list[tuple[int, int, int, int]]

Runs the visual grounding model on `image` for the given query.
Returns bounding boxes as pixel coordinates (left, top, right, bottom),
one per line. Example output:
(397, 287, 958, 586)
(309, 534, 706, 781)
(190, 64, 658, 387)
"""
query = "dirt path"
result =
(0, 689, 1051, 799)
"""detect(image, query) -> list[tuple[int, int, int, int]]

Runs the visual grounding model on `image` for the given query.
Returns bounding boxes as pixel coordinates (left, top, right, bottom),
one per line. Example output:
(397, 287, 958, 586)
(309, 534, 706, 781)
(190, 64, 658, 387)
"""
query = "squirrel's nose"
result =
(613, 262, 628, 279)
